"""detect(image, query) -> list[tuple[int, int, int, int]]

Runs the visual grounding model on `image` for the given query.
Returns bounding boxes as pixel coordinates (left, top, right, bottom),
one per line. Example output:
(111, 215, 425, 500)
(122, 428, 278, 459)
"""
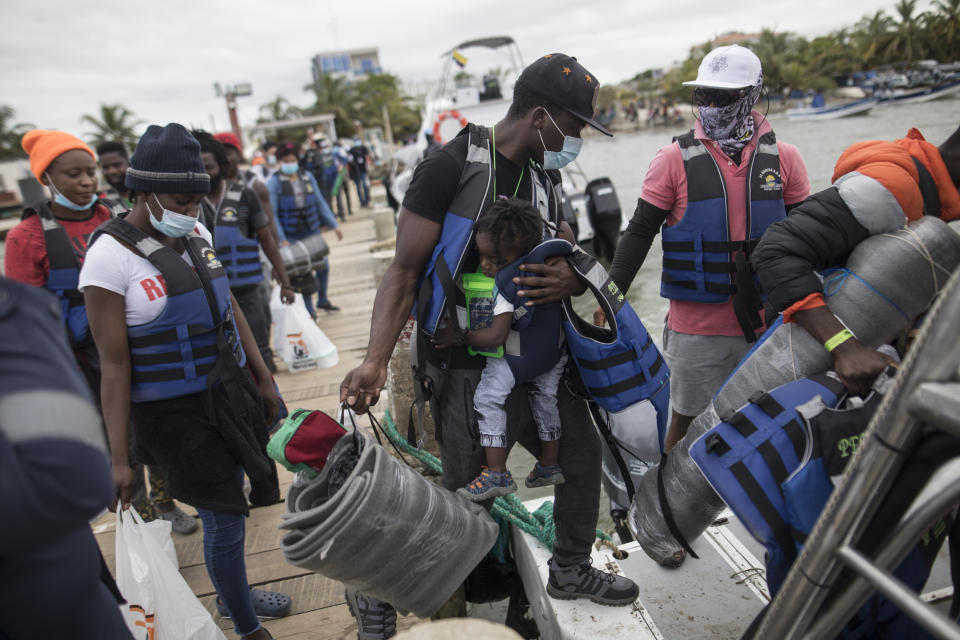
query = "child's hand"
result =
(431, 325, 459, 349)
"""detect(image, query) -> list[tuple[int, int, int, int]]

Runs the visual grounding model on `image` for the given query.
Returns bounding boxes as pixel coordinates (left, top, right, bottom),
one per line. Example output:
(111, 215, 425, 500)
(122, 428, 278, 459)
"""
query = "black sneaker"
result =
(546, 558, 639, 606)
(318, 301, 341, 312)
(345, 589, 397, 639)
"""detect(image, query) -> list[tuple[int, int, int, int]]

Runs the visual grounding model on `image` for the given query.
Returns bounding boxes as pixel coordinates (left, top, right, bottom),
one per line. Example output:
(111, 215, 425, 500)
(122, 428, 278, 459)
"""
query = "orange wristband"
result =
(782, 293, 826, 324)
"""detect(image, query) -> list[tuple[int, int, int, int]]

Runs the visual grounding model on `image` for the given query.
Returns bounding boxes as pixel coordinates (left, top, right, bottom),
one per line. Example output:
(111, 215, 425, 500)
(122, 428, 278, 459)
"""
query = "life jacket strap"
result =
(912, 157, 941, 217)
(661, 272, 737, 295)
(729, 460, 796, 568)
(657, 453, 700, 560)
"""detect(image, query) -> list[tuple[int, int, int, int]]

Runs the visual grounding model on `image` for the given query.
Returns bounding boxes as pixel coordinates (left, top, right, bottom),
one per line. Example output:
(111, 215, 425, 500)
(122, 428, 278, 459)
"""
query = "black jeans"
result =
(232, 284, 272, 371)
(424, 361, 601, 566)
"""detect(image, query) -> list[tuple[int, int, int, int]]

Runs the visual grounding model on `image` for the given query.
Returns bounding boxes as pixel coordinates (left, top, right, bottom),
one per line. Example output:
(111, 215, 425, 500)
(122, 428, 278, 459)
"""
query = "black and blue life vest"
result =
(690, 375, 846, 593)
(493, 239, 571, 383)
(415, 123, 560, 343)
(90, 218, 246, 403)
(214, 178, 264, 288)
(660, 130, 787, 340)
(22, 199, 125, 349)
(275, 171, 321, 239)
(561, 246, 670, 414)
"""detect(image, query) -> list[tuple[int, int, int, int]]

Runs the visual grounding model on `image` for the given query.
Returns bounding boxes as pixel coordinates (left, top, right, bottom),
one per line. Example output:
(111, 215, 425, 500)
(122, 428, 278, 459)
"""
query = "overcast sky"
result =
(2, 0, 924, 139)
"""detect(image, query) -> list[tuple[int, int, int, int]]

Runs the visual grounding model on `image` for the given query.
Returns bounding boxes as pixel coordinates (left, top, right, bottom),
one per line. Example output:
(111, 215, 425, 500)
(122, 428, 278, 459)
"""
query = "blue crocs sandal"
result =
(217, 587, 292, 620)
(456, 466, 517, 502)
(525, 462, 565, 488)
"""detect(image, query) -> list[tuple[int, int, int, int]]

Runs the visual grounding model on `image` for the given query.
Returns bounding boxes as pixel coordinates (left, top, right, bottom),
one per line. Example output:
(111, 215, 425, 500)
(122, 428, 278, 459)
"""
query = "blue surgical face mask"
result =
(280, 162, 299, 175)
(148, 193, 197, 237)
(45, 173, 96, 211)
(266, 154, 277, 166)
(538, 111, 582, 170)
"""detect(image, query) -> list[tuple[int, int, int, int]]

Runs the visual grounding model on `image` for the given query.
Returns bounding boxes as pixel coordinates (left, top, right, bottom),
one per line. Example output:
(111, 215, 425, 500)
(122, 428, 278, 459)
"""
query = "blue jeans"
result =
(196, 507, 261, 636)
(356, 170, 370, 206)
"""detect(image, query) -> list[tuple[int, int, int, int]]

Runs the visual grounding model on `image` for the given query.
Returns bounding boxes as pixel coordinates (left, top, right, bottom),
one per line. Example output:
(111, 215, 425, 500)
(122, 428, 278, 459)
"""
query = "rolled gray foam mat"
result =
(279, 429, 499, 617)
(628, 217, 960, 566)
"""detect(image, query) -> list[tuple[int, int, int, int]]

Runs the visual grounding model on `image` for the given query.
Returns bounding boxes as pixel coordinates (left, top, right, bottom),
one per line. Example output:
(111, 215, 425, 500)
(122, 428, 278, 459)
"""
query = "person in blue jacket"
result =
(267, 142, 343, 317)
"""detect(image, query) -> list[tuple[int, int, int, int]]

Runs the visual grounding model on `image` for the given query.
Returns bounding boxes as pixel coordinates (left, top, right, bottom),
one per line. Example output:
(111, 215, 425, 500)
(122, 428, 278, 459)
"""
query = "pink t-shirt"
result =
(641, 113, 810, 336)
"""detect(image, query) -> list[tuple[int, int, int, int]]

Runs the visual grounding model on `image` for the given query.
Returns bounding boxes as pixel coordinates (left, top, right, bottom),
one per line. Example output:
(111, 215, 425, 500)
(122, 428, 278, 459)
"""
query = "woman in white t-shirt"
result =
(80, 124, 286, 640)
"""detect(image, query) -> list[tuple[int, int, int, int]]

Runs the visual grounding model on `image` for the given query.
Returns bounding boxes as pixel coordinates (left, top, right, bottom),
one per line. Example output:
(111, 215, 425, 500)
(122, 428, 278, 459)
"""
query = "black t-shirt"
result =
(349, 145, 369, 171)
(401, 134, 535, 224)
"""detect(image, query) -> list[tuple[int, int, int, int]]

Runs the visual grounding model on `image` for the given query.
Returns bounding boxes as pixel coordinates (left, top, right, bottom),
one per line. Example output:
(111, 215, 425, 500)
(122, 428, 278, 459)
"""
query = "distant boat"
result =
(787, 96, 878, 121)
(876, 76, 960, 105)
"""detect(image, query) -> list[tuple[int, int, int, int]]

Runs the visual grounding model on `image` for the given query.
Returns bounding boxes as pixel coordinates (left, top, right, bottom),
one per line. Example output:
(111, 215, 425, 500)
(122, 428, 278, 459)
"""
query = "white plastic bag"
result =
(115, 507, 226, 640)
(270, 287, 339, 372)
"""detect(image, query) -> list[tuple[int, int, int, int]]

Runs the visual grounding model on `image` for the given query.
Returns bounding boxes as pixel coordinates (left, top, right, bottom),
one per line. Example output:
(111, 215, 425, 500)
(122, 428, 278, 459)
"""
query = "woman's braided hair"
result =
(475, 197, 549, 265)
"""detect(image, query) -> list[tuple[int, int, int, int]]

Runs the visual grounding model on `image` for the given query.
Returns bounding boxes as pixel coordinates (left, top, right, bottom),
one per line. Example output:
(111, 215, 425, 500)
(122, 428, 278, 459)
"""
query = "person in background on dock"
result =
(598, 45, 810, 452)
(253, 140, 279, 182)
(334, 139, 355, 217)
(268, 142, 343, 317)
(96, 140, 133, 207)
(195, 131, 296, 368)
(349, 137, 373, 208)
(340, 54, 640, 638)
(4, 129, 162, 523)
(215, 131, 286, 360)
(80, 123, 290, 639)
(0, 275, 135, 640)
(753, 123, 960, 395)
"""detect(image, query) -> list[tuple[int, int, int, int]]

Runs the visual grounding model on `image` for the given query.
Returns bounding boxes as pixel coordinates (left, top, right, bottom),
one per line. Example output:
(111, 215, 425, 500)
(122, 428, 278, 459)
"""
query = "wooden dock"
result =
(92, 195, 427, 638)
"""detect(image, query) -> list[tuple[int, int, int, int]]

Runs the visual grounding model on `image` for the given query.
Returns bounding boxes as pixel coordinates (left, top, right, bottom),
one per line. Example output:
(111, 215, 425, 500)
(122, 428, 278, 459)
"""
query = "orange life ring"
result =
(432, 110, 469, 144)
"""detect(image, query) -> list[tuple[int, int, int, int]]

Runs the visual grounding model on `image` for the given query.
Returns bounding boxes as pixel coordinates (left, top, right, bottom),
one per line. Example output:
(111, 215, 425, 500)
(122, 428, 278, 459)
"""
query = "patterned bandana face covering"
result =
(698, 74, 764, 157)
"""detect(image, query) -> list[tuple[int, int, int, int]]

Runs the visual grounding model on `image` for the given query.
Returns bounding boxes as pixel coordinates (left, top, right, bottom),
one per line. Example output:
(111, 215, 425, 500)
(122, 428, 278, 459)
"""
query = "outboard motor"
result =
(585, 177, 622, 262)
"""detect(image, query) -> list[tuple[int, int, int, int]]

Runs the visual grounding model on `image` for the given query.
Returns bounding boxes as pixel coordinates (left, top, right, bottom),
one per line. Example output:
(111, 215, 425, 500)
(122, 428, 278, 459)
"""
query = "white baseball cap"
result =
(683, 45, 762, 89)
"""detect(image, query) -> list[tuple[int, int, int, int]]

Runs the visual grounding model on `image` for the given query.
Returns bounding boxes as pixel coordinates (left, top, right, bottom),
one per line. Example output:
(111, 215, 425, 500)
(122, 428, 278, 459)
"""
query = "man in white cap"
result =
(600, 44, 810, 453)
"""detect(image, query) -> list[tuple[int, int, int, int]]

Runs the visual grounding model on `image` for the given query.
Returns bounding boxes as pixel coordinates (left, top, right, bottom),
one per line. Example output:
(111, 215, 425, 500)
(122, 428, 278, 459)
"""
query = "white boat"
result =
(876, 76, 960, 105)
(390, 36, 630, 250)
(787, 97, 877, 121)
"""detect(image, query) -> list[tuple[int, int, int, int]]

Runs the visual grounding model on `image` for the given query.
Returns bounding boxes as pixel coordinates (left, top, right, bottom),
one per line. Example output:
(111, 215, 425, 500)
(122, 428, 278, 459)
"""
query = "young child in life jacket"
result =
(434, 197, 567, 502)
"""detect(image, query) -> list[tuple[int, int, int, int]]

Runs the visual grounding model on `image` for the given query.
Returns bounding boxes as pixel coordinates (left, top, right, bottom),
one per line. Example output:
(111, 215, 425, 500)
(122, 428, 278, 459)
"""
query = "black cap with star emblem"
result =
(515, 53, 612, 136)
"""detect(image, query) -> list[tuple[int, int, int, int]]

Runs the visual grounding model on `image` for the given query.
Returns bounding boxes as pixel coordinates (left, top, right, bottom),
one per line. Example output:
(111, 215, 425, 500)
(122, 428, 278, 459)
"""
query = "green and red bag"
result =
(267, 409, 347, 478)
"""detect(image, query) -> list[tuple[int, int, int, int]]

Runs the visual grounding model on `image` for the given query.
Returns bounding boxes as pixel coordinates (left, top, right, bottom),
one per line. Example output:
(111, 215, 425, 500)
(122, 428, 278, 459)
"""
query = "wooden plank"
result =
(182, 548, 314, 596)
(198, 573, 347, 628)
(259, 604, 424, 639)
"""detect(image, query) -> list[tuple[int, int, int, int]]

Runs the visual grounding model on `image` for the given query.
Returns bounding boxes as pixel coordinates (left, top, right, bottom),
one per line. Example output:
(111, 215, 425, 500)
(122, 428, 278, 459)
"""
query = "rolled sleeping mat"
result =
(628, 217, 960, 566)
(279, 429, 499, 618)
(280, 233, 330, 278)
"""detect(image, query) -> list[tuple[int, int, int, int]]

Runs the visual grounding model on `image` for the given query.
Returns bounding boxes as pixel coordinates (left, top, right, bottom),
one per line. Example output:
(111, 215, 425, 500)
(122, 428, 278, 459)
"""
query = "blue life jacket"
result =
(214, 178, 264, 288)
(415, 123, 560, 348)
(275, 172, 321, 239)
(690, 375, 847, 593)
(660, 130, 787, 340)
(493, 239, 571, 383)
(22, 199, 125, 349)
(90, 218, 246, 403)
(562, 246, 670, 414)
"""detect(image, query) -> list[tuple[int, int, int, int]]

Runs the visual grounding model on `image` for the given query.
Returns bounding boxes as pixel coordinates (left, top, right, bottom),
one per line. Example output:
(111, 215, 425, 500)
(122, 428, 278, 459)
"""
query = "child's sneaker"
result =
(525, 462, 565, 488)
(457, 466, 517, 502)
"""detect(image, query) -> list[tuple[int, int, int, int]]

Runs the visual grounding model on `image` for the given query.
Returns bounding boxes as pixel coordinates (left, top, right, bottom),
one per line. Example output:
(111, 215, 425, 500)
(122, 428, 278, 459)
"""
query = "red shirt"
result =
(4, 202, 113, 287)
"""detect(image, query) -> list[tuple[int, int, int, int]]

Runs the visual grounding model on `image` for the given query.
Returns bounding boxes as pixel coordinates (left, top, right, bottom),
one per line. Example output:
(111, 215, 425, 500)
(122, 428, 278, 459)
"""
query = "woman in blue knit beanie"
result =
(80, 123, 288, 639)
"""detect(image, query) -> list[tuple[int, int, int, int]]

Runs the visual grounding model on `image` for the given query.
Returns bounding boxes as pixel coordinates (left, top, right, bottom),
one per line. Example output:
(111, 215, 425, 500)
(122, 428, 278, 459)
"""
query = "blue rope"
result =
(821, 268, 910, 321)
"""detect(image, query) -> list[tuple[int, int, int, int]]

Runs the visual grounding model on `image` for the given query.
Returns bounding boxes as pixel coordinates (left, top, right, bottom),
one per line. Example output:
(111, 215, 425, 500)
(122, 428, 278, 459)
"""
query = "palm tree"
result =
(304, 73, 356, 137)
(257, 96, 302, 123)
(930, 0, 960, 60)
(0, 105, 34, 160)
(852, 10, 894, 67)
(887, 0, 926, 63)
(81, 103, 143, 148)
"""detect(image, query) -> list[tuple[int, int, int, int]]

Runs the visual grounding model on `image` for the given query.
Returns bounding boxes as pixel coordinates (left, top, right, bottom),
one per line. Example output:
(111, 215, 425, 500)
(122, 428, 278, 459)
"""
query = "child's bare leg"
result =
(485, 446, 508, 472)
(539, 439, 560, 468)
